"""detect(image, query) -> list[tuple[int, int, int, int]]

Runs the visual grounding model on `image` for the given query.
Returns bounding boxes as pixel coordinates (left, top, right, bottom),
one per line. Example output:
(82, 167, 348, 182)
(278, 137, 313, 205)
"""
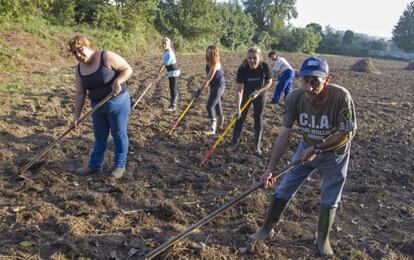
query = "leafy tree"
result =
(48, 0, 76, 26)
(253, 30, 272, 48)
(342, 30, 354, 45)
(93, 4, 124, 30)
(176, 0, 219, 40)
(154, 0, 178, 35)
(112, 0, 159, 25)
(46, 0, 158, 32)
(392, 1, 414, 52)
(275, 26, 321, 53)
(306, 23, 323, 37)
(371, 39, 389, 51)
(72, 0, 104, 25)
(0, 0, 52, 21)
(242, 0, 297, 32)
(318, 26, 342, 54)
(155, 0, 219, 44)
(217, 3, 256, 49)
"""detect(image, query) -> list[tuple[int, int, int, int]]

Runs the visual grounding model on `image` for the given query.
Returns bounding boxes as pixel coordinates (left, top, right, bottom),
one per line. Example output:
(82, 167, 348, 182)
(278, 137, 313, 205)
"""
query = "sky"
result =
(291, 0, 412, 38)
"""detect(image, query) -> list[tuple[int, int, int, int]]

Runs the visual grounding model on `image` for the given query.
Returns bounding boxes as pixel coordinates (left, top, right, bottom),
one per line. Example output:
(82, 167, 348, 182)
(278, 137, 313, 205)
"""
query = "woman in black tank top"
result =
(197, 45, 226, 135)
(68, 34, 133, 179)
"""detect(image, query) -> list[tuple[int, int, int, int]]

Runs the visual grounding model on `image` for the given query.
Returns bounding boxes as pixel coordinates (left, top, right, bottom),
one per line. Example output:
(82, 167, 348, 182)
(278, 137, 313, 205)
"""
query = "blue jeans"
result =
(272, 69, 295, 104)
(274, 140, 350, 208)
(89, 92, 131, 170)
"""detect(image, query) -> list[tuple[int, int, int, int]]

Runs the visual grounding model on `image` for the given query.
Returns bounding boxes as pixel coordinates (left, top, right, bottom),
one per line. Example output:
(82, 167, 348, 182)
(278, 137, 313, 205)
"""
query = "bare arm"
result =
(200, 64, 218, 92)
(158, 64, 166, 74)
(320, 131, 353, 151)
(72, 71, 86, 128)
(262, 127, 292, 188)
(104, 51, 133, 95)
(235, 83, 243, 113)
(266, 127, 292, 171)
(299, 131, 353, 163)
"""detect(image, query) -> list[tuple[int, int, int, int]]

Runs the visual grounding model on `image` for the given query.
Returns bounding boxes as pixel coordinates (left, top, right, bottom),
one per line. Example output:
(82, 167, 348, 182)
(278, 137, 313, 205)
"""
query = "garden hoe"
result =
(200, 97, 253, 165)
(18, 93, 114, 178)
(143, 161, 299, 260)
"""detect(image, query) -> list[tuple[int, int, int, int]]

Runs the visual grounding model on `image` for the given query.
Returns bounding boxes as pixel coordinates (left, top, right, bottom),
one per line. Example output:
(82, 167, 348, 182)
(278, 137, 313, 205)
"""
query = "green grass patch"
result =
(0, 82, 24, 93)
(349, 249, 369, 260)
(0, 42, 20, 73)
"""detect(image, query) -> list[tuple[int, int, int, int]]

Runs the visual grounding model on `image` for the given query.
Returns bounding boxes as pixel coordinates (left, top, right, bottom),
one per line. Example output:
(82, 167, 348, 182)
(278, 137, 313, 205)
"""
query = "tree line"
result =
(1, 0, 413, 55)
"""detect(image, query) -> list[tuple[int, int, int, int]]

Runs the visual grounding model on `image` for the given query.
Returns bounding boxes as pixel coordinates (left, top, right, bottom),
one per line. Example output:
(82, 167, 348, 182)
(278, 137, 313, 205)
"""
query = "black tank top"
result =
(206, 64, 225, 88)
(78, 51, 127, 102)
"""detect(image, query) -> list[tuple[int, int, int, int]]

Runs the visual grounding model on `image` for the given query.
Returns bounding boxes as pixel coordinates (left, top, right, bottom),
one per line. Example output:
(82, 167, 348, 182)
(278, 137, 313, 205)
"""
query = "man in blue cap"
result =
(249, 56, 357, 257)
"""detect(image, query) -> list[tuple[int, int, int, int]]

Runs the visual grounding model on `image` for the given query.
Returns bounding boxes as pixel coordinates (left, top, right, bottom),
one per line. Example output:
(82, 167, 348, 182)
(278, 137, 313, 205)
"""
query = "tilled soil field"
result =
(0, 52, 413, 259)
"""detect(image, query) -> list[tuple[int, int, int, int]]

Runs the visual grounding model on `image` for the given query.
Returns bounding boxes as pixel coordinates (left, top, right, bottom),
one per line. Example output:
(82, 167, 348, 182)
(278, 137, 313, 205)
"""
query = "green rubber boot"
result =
(317, 207, 337, 257)
(249, 197, 289, 242)
(253, 131, 263, 156)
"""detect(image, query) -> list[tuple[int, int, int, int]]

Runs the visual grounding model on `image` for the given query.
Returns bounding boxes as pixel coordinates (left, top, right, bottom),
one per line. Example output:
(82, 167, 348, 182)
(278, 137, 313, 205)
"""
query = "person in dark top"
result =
(69, 34, 133, 179)
(231, 47, 273, 155)
(197, 45, 226, 135)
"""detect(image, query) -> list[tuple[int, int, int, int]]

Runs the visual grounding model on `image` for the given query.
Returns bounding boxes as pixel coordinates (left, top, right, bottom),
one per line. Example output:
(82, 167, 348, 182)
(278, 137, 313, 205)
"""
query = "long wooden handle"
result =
(200, 97, 252, 165)
(19, 93, 114, 175)
(144, 161, 298, 259)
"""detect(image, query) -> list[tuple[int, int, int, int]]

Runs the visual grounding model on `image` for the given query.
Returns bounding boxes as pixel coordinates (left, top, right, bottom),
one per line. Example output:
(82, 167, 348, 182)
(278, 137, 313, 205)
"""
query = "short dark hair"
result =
(268, 51, 276, 58)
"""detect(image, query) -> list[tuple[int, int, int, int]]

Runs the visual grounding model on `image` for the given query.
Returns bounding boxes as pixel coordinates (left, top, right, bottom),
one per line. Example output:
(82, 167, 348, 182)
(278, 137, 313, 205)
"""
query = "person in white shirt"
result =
(268, 51, 295, 104)
(158, 37, 181, 111)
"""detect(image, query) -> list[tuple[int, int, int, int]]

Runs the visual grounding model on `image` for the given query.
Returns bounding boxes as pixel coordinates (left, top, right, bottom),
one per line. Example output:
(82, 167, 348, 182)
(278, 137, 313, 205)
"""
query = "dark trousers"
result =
(168, 76, 179, 107)
(206, 85, 225, 119)
(232, 90, 267, 144)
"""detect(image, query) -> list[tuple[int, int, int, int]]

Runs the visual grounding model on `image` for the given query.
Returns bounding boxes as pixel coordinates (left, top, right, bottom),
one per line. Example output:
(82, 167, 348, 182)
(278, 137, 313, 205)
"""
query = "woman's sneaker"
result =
(166, 104, 176, 112)
(203, 126, 216, 135)
(203, 118, 217, 135)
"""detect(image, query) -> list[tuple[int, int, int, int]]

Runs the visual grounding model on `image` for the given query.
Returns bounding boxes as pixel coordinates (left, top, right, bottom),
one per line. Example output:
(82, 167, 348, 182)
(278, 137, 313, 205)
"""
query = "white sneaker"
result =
(203, 118, 216, 135)
(203, 127, 216, 135)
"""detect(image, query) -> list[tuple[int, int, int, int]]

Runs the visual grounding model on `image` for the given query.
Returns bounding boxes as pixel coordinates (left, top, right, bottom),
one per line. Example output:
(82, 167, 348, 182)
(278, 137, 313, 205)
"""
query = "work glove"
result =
(192, 89, 202, 99)
(234, 107, 241, 119)
(249, 90, 260, 100)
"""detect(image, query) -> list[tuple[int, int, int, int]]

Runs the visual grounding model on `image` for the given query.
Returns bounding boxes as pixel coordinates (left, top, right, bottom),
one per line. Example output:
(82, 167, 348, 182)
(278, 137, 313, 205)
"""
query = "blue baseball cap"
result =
(299, 56, 329, 77)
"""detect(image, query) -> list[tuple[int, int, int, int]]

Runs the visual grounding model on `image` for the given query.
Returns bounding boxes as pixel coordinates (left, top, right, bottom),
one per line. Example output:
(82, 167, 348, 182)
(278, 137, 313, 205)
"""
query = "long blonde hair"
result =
(206, 45, 220, 68)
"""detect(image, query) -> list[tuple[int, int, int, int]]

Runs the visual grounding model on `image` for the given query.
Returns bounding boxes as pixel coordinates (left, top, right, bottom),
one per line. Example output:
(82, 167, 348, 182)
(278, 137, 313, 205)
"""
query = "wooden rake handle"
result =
(18, 93, 114, 175)
(200, 97, 253, 165)
(144, 161, 298, 259)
